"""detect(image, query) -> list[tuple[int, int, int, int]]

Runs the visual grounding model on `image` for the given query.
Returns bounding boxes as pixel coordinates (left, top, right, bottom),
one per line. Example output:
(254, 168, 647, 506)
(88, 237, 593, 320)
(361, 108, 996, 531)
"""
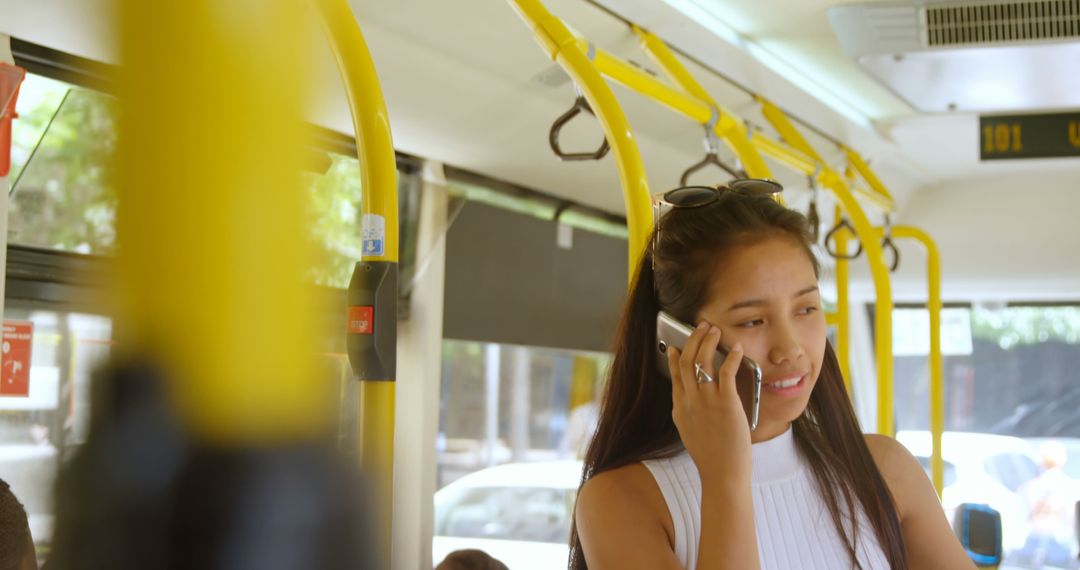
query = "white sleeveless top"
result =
(642, 428, 890, 570)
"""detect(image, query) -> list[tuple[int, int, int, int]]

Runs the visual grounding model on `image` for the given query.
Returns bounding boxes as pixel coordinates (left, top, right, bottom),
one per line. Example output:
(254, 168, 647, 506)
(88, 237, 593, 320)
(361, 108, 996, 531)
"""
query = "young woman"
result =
(571, 181, 974, 569)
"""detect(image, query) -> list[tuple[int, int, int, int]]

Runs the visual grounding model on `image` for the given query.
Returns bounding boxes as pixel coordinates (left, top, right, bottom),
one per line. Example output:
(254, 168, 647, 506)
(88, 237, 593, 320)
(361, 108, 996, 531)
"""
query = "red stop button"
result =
(347, 306, 374, 335)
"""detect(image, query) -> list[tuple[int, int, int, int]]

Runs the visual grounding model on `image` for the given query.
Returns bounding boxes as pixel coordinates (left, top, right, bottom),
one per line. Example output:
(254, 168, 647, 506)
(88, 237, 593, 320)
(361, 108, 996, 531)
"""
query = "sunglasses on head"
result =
(651, 178, 784, 268)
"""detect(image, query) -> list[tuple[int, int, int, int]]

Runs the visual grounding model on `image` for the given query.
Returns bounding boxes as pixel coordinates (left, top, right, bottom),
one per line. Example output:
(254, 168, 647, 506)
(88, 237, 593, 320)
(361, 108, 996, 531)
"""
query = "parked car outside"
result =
(433, 460, 582, 570)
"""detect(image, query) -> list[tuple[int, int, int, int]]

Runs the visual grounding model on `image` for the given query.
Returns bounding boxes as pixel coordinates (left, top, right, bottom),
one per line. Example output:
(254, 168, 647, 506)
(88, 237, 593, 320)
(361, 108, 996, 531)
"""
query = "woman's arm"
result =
(672, 327, 760, 570)
(696, 469, 758, 570)
(865, 434, 977, 570)
(576, 466, 683, 569)
(575, 464, 758, 570)
(577, 325, 760, 569)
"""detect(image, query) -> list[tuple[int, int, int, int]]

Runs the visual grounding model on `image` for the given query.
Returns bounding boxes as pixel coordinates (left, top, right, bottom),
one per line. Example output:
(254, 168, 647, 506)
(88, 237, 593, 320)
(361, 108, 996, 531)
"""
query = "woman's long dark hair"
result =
(568, 190, 906, 569)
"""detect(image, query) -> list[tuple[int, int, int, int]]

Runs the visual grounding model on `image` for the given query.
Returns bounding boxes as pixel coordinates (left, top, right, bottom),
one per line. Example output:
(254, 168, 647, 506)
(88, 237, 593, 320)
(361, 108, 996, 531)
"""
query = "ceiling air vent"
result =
(926, 0, 1080, 46)
(829, 1, 1080, 112)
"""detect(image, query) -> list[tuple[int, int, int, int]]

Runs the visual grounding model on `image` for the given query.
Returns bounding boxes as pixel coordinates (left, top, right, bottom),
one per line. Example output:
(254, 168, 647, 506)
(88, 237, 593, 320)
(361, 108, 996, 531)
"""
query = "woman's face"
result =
(695, 235, 827, 443)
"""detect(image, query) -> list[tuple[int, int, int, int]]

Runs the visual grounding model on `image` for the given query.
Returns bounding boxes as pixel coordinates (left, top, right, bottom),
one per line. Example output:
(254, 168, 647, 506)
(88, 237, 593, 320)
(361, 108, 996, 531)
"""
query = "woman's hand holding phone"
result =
(666, 322, 752, 482)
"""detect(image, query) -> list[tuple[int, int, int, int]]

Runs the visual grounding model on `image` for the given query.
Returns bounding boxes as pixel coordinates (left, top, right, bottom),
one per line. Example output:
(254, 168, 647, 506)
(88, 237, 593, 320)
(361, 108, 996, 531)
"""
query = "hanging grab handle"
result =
(548, 95, 610, 161)
(882, 236, 901, 272)
(678, 150, 744, 186)
(806, 169, 822, 243)
(807, 201, 820, 243)
(824, 218, 863, 260)
(881, 214, 901, 272)
(679, 107, 745, 186)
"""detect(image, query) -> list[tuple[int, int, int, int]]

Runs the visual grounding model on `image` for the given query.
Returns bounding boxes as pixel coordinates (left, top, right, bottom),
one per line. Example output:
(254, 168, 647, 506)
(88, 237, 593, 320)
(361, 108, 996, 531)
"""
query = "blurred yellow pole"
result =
(114, 0, 321, 442)
(316, 0, 399, 565)
(569, 356, 599, 411)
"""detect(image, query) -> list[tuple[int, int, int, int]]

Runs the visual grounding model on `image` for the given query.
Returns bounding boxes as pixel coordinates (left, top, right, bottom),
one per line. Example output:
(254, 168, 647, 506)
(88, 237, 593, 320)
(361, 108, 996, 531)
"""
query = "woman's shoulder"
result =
(863, 432, 903, 459)
(862, 436, 980, 568)
(862, 433, 932, 519)
(578, 462, 662, 510)
(862, 433, 921, 474)
(576, 461, 675, 543)
(579, 449, 691, 499)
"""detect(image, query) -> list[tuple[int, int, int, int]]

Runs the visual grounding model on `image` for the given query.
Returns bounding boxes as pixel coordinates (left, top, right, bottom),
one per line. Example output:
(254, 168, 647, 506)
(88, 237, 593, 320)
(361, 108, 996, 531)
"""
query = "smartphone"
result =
(656, 311, 762, 431)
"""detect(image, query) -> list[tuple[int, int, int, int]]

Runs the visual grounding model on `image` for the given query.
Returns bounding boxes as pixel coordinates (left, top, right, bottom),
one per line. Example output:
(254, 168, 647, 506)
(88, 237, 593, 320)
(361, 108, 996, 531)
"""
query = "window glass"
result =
(434, 340, 609, 567)
(0, 306, 113, 561)
(9, 74, 118, 254)
(914, 456, 958, 488)
(8, 73, 414, 289)
(302, 153, 362, 288)
(984, 453, 1042, 494)
(891, 305, 1080, 567)
(436, 486, 573, 543)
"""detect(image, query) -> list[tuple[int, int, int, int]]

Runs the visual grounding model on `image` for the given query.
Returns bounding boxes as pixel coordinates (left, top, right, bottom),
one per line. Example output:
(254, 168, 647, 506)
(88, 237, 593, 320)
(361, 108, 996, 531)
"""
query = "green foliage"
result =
(9, 74, 367, 287)
(970, 306, 1080, 350)
(9, 79, 118, 254)
(302, 154, 363, 288)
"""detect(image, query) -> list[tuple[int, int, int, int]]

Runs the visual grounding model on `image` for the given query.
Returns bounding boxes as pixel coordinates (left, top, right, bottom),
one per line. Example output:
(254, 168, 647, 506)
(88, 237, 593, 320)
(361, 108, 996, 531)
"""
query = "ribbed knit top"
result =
(642, 428, 890, 570)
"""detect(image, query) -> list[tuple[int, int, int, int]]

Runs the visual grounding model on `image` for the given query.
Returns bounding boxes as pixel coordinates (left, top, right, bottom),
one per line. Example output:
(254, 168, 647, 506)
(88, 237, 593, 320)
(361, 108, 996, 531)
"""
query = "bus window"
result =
(434, 340, 609, 569)
(10, 73, 118, 255)
(891, 304, 1080, 565)
(0, 307, 113, 560)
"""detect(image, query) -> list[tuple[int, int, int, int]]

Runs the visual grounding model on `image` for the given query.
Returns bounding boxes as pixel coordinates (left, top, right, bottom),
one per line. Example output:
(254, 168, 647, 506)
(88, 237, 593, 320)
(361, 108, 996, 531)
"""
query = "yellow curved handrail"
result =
(843, 145, 895, 211)
(633, 28, 771, 180)
(506, 1, 943, 459)
(316, 0, 400, 564)
(316, 0, 399, 264)
(508, 0, 652, 281)
(833, 207, 853, 393)
(759, 98, 896, 436)
(892, 225, 945, 498)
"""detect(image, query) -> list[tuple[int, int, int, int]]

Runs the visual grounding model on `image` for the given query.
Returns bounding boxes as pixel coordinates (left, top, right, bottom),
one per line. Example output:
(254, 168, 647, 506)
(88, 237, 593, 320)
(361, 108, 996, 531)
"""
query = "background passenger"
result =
(0, 478, 36, 570)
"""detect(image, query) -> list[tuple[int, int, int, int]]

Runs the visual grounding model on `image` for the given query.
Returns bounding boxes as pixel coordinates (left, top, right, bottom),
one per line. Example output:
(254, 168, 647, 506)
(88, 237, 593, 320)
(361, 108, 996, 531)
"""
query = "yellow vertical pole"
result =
(833, 205, 852, 393)
(894, 226, 944, 498)
(758, 98, 895, 436)
(508, 0, 652, 281)
(633, 28, 772, 180)
(569, 356, 599, 411)
(115, 0, 321, 441)
(316, 0, 399, 564)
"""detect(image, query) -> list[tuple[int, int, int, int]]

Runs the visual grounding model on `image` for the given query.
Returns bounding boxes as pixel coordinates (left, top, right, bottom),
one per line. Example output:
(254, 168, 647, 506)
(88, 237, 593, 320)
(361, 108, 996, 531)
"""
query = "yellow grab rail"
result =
(317, 0, 400, 265)
(850, 184, 896, 214)
(892, 225, 945, 498)
(509, 5, 936, 457)
(589, 44, 712, 122)
(759, 98, 895, 436)
(633, 28, 771, 180)
(751, 133, 817, 176)
(509, 0, 653, 280)
(833, 206, 853, 394)
(843, 145, 895, 209)
(316, 0, 400, 564)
